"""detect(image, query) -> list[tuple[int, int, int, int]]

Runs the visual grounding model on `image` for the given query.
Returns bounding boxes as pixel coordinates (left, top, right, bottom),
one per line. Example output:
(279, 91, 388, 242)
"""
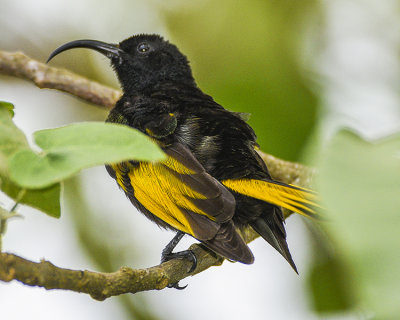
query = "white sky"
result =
(317, 0, 400, 141)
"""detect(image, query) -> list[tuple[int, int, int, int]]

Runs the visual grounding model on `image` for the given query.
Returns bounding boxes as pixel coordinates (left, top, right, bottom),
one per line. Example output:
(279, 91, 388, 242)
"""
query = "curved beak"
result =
(47, 39, 123, 63)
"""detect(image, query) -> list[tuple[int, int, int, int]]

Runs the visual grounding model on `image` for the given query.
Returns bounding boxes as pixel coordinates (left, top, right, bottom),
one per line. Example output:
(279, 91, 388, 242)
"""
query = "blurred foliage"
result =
(0, 101, 15, 117)
(162, 0, 319, 161)
(315, 130, 400, 318)
(162, 3, 400, 318)
(306, 221, 357, 313)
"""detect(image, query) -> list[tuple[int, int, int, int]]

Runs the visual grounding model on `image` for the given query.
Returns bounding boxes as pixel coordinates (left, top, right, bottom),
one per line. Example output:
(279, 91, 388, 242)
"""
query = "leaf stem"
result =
(0, 189, 26, 251)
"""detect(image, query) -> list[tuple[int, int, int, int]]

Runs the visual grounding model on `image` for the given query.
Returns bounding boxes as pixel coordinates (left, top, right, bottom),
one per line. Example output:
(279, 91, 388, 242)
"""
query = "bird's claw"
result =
(160, 232, 197, 290)
(161, 249, 197, 273)
(161, 249, 197, 290)
(167, 282, 188, 290)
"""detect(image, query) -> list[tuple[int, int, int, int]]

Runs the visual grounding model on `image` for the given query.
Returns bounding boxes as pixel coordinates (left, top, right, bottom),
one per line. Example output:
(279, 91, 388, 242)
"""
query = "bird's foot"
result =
(161, 250, 197, 289)
(160, 232, 197, 289)
(161, 249, 198, 273)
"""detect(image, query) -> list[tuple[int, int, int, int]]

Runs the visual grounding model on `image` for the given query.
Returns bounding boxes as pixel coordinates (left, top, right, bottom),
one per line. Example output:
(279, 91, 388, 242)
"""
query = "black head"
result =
(47, 34, 196, 93)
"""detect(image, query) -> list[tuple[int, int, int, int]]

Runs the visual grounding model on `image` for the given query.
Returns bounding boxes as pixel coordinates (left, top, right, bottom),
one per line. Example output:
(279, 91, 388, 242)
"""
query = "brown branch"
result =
(1, 232, 261, 301)
(0, 243, 224, 301)
(0, 49, 314, 299)
(0, 50, 121, 108)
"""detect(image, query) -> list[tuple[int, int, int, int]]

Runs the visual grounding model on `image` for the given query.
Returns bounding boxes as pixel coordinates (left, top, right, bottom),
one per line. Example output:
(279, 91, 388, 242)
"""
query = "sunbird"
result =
(48, 34, 318, 287)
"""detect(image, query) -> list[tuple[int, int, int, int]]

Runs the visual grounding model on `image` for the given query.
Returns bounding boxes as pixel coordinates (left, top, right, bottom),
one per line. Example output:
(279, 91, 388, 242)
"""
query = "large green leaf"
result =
(0, 103, 60, 218)
(315, 130, 400, 318)
(0, 102, 29, 175)
(9, 122, 165, 189)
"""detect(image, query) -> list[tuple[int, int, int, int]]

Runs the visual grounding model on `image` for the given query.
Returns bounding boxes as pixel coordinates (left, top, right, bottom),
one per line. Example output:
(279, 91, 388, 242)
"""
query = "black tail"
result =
(249, 207, 298, 273)
(202, 221, 254, 264)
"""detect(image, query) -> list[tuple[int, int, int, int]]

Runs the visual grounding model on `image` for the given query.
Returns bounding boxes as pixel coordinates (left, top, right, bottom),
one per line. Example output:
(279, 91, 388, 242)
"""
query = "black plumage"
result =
(48, 34, 318, 275)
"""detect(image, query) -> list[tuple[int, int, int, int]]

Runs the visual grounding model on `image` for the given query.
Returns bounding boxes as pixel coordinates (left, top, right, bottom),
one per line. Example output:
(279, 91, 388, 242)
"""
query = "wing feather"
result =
(203, 221, 254, 264)
(222, 178, 320, 217)
(162, 143, 236, 223)
(118, 143, 236, 240)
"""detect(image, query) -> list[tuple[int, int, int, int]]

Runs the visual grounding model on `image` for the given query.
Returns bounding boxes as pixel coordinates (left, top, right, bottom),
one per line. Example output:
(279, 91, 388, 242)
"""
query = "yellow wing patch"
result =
(112, 157, 209, 236)
(161, 156, 195, 175)
(221, 179, 320, 217)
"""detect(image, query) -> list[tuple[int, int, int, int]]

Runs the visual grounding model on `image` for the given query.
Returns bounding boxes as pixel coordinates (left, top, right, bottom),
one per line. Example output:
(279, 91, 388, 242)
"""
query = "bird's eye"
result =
(137, 42, 151, 54)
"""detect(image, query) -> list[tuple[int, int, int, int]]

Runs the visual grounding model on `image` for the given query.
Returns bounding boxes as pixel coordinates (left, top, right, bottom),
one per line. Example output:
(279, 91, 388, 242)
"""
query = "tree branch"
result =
(0, 50, 121, 108)
(0, 243, 223, 301)
(0, 50, 315, 299)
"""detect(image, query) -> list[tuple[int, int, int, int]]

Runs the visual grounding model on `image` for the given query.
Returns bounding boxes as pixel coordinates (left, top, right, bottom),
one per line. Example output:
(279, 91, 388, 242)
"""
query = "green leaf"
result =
(0, 101, 15, 117)
(1, 180, 60, 218)
(0, 104, 61, 217)
(0, 104, 29, 176)
(315, 130, 400, 318)
(9, 122, 165, 189)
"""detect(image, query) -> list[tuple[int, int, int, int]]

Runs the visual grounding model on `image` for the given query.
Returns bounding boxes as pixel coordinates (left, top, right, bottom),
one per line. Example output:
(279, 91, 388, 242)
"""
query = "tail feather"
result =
(222, 178, 320, 218)
(250, 211, 298, 273)
(220, 177, 319, 271)
(202, 221, 254, 264)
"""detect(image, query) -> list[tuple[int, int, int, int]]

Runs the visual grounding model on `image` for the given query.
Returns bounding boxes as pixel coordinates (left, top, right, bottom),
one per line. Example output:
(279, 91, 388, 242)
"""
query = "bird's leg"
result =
(161, 231, 197, 271)
(161, 231, 197, 289)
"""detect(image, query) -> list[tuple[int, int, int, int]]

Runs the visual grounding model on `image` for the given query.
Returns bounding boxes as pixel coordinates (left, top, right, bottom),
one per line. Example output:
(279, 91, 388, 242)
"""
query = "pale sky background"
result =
(1, 0, 399, 319)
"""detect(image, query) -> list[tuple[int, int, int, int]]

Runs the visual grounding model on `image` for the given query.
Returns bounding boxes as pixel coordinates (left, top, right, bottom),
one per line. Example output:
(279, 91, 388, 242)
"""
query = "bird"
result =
(47, 34, 318, 286)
